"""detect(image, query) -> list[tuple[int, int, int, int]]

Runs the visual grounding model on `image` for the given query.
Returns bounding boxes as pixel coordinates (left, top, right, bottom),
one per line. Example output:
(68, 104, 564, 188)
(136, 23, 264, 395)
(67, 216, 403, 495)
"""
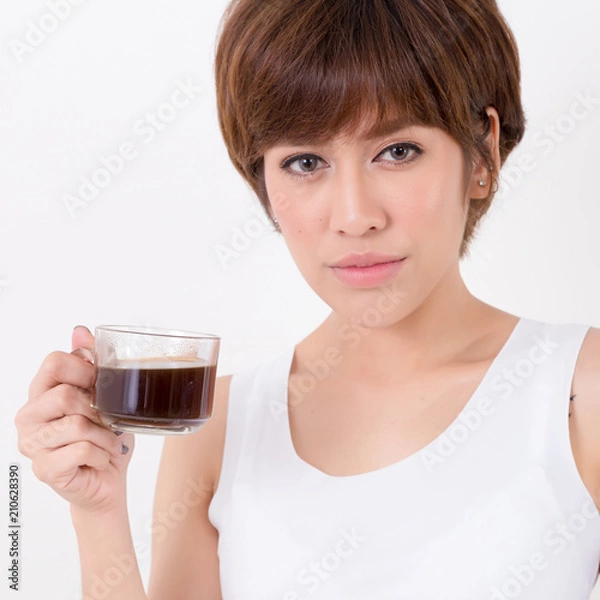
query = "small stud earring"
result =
(479, 180, 486, 187)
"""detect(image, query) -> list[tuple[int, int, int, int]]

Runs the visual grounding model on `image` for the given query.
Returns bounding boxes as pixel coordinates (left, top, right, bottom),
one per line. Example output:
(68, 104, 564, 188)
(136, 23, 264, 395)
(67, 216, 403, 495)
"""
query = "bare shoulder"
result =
(569, 327, 600, 510)
(146, 374, 232, 600)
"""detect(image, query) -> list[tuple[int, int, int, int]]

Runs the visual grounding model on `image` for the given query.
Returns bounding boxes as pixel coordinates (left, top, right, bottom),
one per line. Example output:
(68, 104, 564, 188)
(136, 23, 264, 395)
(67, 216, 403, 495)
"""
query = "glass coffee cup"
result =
(92, 326, 220, 435)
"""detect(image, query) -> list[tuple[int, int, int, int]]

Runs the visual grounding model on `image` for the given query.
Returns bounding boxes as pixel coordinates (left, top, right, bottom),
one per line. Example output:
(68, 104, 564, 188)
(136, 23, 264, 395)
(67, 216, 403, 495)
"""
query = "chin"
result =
(323, 288, 409, 328)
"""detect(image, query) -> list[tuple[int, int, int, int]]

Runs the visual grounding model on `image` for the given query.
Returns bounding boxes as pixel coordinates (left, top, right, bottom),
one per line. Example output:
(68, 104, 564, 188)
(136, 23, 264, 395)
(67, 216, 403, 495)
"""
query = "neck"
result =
(310, 265, 495, 385)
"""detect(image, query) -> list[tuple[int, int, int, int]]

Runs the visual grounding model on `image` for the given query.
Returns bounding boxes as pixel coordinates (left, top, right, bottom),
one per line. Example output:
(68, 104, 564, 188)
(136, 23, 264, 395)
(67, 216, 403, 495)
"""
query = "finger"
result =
(71, 347, 95, 365)
(20, 383, 101, 426)
(43, 383, 100, 421)
(71, 326, 95, 354)
(16, 385, 105, 457)
(40, 414, 124, 457)
(32, 442, 113, 490)
(28, 351, 96, 398)
(23, 414, 125, 460)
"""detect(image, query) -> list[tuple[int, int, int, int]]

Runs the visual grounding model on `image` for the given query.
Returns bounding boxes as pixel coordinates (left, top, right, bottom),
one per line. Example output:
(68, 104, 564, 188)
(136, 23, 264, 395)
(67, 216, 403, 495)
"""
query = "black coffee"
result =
(95, 360, 216, 429)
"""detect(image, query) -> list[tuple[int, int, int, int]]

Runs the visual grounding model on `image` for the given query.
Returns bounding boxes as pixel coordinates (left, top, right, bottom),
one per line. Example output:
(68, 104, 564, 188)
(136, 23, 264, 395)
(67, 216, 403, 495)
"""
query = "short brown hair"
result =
(214, 0, 526, 258)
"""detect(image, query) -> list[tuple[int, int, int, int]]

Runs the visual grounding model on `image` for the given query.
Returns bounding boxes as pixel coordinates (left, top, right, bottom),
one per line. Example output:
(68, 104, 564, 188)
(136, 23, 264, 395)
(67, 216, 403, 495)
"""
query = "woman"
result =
(15, 0, 600, 598)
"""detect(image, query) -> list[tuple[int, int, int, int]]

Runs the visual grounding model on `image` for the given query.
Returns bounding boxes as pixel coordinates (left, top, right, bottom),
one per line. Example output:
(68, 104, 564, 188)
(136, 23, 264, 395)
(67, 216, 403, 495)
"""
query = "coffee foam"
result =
(103, 357, 214, 369)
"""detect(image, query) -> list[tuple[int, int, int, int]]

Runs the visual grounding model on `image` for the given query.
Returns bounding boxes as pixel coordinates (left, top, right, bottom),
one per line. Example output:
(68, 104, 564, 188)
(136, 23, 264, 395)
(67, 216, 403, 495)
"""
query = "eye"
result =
(375, 142, 422, 164)
(280, 154, 326, 179)
(278, 142, 423, 180)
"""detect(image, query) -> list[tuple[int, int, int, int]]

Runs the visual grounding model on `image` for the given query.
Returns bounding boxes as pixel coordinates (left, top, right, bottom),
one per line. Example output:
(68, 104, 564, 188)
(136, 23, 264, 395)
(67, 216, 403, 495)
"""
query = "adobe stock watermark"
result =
(268, 280, 409, 420)
(274, 527, 368, 600)
(63, 77, 203, 219)
(497, 88, 599, 200)
(214, 192, 287, 270)
(8, 0, 88, 64)
(214, 204, 279, 270)
(67, 475, 213, 600)
(486, 497, 599, 599)
(16, 407, 83, 459)
(419, 330, 559, 472)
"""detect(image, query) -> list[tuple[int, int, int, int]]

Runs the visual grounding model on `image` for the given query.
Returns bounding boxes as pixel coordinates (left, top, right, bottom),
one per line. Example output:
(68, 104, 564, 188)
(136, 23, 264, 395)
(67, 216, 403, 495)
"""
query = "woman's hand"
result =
(14, 326, 135, 516)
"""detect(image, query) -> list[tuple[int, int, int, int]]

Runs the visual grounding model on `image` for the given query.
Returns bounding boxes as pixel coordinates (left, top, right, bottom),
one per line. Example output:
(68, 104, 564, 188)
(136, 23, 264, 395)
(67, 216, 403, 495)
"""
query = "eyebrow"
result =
(275, 116, 419, 147)
(358, 116, 418, 141)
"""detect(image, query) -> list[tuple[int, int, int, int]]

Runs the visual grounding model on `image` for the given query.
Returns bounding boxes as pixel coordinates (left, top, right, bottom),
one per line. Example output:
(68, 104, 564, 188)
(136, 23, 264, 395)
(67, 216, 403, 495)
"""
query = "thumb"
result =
(71, 325, 95, 362)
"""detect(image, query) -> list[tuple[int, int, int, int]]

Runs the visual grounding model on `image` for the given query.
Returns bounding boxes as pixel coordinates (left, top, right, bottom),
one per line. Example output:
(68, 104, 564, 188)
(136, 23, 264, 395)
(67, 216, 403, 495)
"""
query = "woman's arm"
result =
(71, 503, 146, 600)
(146, 375, 232, 600)
(69, 375, 231, 600)
(15, 326, 145, 599)
(567, 327, 600, 512)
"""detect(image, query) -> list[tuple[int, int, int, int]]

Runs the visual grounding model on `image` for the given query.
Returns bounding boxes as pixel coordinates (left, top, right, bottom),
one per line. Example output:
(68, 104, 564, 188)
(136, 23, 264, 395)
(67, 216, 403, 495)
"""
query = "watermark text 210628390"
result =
(8, 464, 20, 592)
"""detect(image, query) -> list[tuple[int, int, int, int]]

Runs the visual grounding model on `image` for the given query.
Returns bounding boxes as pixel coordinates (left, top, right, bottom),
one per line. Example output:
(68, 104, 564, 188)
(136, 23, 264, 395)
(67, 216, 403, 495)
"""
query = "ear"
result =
(468, 106, 501, 199)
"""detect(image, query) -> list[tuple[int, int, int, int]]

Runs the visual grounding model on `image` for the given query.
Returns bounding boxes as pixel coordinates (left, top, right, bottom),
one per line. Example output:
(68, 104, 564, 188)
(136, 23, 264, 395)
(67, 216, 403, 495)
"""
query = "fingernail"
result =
(120, 443, 129, 455)
(114, 431, 124, 436)
(73, 325, 91, 333)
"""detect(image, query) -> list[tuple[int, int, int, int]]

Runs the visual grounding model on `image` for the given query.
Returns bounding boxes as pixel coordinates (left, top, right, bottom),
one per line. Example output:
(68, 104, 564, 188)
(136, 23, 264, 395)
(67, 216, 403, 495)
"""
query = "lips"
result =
(331, 255, 406, 289)
(330, 252, 407, 268)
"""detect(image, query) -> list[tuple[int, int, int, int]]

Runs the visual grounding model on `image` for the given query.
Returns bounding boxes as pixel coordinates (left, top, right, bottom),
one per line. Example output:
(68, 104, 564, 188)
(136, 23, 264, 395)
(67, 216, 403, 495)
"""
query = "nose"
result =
(327, 162, 386, 236)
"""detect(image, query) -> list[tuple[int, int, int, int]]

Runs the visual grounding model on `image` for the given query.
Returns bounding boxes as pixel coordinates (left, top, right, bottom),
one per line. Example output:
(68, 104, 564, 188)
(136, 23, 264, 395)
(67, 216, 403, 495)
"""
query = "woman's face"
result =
(262, 123, 486, 325)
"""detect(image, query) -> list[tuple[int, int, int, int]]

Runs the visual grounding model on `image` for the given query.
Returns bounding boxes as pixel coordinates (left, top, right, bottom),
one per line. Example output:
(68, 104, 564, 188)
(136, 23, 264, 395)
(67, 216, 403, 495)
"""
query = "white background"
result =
(1, 1, 599, 598)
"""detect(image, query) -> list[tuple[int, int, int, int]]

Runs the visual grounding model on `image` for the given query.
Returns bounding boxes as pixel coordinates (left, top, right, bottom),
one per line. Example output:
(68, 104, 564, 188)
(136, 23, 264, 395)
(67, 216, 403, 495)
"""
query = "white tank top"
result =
(208, 317, 600, 599)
